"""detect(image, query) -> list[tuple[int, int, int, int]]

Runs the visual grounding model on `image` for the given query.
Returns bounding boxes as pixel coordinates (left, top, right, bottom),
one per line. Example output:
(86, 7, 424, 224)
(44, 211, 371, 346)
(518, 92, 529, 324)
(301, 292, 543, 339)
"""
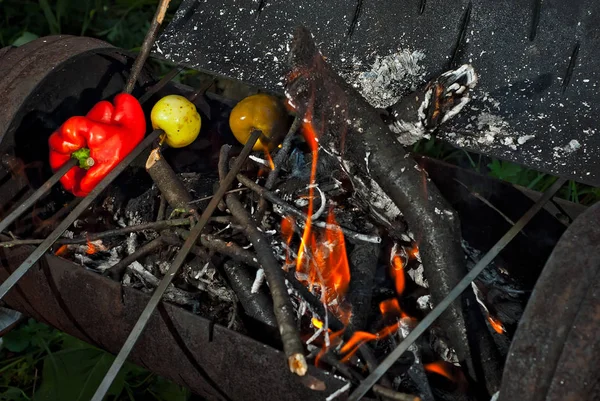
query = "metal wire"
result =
(347, 177, 567, 401)
(0, 129, 162, 301)
(0, 158, 77, 235)
(90, 130, 262, 401)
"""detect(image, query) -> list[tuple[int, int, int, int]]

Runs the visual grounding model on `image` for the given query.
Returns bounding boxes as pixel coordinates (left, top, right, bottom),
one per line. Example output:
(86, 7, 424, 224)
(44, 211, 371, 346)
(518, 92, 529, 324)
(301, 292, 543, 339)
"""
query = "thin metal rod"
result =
(90, 130, 262, 401)
(0, 158, 77, 234)
(138, 66, 183, 104)
(0, 130, 161, 301)
(347, 177, 567, 401)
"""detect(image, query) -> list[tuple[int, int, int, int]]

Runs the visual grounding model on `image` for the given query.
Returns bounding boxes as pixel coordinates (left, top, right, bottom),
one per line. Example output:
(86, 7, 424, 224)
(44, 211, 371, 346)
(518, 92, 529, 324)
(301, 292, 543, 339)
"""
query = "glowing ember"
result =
(312, 317, 324, 330)
(54, 244, 69, 256)
(488, 315, 506, 334)
(424, 361, 457, 382)
(86, 237, 97, 255)
(379, 298, 402, 318)
(390, 252, 406, 296)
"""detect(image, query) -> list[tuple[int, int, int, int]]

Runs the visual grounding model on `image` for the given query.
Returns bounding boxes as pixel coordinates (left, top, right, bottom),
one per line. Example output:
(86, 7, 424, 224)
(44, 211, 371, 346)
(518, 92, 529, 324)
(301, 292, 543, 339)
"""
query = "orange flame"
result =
(54, 244, 69, 256)
(424, 361, 457, 382)
(309, 210, 351, 306)
(379, 298, 407, 320)
(488, 315, 506, 334)
(315, 329, 344, 367)
(312, 317, 323, 330)
(263, 148, 275, 170)
(390, 254, 406, 296)
(340, 300, 404, 363)
(281, 216, 295, 267)
(86, 236, 97, 255)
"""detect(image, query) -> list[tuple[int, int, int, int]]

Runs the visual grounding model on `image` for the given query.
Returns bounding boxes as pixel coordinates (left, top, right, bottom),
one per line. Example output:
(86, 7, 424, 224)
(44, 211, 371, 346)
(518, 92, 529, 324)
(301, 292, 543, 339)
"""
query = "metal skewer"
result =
(347, 177, 567, 401)
(90, 130, 262, 401)
(0, 158, 77, 234)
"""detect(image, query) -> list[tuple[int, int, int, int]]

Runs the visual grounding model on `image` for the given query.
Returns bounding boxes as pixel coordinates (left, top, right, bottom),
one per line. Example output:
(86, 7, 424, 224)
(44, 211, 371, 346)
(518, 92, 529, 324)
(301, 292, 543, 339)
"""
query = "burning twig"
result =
(123, 0, 172, 94)
(236, 174, 381, 244)
(286, 26, 499, 393)
(219, 144, 307, 376)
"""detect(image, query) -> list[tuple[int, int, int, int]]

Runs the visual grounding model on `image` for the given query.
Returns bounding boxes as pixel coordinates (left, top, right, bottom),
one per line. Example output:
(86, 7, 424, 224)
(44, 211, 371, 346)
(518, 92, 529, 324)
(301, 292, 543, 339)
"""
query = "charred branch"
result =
(146, 147, 195, 213)
(220, 145, 307, 376)
(286, 26, 499, 394)
(346, 239, 379, 333)
(223, 261, 277, 327)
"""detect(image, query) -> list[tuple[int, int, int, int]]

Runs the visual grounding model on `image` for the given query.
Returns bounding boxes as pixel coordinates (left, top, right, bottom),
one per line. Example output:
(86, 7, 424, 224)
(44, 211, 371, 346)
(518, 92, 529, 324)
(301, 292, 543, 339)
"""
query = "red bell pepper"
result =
(48, 93, 146, 197)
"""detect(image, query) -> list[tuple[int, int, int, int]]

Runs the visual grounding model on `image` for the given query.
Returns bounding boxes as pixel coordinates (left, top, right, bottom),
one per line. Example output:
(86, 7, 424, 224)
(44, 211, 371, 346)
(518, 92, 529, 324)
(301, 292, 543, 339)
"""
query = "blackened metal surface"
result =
(155, 0, 600, 186)
(498, 201, 600, 401)
(0, 245, 348, 401)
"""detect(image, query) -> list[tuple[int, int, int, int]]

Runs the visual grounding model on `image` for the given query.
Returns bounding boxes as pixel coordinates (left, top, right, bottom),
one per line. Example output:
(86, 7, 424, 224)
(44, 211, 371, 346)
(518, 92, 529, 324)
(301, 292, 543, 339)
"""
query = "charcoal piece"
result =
(286, 27, 501, 395)
(347, 240, 379, 333)
(123, 184, 160, 224)
(223, 261, 277, 328)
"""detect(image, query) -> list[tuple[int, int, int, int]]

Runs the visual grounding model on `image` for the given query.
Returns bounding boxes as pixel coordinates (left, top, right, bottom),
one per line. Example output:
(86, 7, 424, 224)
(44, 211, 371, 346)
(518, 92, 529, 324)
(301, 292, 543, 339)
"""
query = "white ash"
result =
(156, 260, 171, 276)
(93, 248, 122, 272)
(408, 264, 428, 288)
(125, 233, 137, 255)
(490, 391, 500, 401)
(430, 330, 460, 365)
(553, 139, 581, 158)
(128, 262, 199, 307)
(416, 295, 432, 312)
(389, 119, 429, 146)
(61, 230, 74, 239)
(251, 269, 265, 294)
(343, 49, 427, 109)
(352, 174, 402, 224)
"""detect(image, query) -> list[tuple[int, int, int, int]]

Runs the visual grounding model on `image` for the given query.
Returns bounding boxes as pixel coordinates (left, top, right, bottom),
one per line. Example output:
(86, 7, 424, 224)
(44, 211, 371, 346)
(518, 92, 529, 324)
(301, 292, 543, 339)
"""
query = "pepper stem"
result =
(71, 148, 94, 170)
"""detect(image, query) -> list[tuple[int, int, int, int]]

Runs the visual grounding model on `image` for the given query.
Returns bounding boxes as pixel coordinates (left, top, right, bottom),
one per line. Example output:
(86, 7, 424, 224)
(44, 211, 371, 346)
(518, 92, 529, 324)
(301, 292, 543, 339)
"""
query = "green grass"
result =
(0, 319, 190, 401)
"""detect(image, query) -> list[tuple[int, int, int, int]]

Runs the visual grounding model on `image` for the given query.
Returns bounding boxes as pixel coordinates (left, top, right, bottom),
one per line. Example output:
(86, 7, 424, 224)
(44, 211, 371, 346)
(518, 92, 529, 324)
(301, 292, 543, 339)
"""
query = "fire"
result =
(424, 361, 457, 382)
(390, 253, 406, 296)
(263, 147, 275, 170)
(379, 298, 406, 320)
(340, 299, 403, 363)
(54, 244, 69, 256)
(311, 317, 323, 330)
(86, 236, 97, 255)
(281, 216, 295, 267)
(488, 315, 506, 334)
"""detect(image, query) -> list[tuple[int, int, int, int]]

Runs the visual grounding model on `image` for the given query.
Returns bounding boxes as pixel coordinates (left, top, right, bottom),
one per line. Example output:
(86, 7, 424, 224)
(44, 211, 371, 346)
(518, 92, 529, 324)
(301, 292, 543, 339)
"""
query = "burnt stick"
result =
(90, 131, 261, 401)
(104, 235, 169, 280)
(223, 260, 277, 327)
(0, 218, 194, 247)
(146, 147, 195, 214)
(347, 240, 379, 333)
(286, 26, 500, 394)
(123, 0, 172, 94)
(236, 174, 381, 244)
(219, 144, 307, 375)
(225, 193, 307, 376)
